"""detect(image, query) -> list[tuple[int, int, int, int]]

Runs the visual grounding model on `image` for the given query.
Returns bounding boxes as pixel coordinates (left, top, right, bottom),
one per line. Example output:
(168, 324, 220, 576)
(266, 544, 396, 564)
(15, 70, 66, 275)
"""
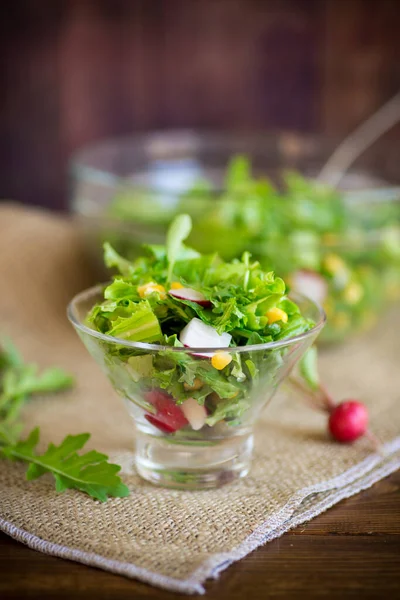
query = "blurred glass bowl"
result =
(70, 131, 400, 343)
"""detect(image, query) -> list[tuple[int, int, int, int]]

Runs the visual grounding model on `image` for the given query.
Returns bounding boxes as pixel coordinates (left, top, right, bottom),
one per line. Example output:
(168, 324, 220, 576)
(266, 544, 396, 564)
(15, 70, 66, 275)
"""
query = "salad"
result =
(105, 157, 400, 342)
(87, 214, 316, 436)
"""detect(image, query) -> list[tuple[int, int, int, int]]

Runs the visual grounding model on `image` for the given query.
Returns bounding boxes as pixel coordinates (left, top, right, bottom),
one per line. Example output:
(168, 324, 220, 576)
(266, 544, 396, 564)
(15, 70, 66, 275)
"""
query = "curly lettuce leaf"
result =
(106, 301, 162, 343)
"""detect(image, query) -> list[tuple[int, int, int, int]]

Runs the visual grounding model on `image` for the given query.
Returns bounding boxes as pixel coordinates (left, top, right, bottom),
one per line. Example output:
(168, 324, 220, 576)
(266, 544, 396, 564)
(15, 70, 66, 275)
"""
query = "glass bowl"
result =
(70, 131, 400, 343)
(68, 286, 325, 489)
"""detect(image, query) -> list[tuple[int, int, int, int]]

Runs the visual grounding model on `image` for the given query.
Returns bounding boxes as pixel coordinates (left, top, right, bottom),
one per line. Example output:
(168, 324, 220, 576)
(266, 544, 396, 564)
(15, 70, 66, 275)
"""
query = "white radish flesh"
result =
(181, 397, 207, 430)
(179, 318, 232, 357)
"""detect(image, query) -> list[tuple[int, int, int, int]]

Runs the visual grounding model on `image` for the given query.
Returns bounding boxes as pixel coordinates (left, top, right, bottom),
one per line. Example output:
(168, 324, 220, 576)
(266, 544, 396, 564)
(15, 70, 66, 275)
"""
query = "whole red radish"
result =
(328, 400, 368, 443)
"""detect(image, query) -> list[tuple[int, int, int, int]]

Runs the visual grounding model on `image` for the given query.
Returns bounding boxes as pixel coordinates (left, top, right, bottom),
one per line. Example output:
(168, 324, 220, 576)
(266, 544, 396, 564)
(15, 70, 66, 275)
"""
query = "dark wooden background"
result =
(1, 0, 400, 209)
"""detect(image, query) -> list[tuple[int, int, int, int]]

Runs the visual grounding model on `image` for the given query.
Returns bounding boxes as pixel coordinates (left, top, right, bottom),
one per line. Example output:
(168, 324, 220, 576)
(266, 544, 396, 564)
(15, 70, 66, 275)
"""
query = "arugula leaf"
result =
(0, 341, 75, 446)
(18, 367, 74, 395)
(1, 364, 73, 402)
(205, 397, 251, 427)
(166, 213, 192, 281)
(0, 337, 130, 502)
(2, 428, 129, 502)
(0, 337, 24, 369)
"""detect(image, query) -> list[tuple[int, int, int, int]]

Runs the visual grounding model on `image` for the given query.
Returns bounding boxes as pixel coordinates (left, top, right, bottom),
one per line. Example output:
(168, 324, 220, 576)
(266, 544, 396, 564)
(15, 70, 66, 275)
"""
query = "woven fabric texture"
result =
(0, 204, 399, 594)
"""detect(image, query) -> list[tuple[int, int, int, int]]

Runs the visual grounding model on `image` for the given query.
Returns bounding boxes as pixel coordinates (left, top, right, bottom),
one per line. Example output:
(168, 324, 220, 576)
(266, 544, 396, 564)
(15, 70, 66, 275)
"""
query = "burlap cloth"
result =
(0, 203, 399, 594)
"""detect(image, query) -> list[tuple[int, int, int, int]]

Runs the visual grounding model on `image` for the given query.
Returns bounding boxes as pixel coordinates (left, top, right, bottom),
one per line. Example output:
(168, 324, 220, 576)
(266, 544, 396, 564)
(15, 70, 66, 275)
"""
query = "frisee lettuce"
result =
(88, 215, 314, 428)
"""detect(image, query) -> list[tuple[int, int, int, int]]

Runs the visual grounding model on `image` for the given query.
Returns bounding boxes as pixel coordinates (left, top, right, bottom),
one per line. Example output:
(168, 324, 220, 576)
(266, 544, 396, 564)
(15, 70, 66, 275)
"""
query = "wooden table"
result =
(1, 471, 399, 599)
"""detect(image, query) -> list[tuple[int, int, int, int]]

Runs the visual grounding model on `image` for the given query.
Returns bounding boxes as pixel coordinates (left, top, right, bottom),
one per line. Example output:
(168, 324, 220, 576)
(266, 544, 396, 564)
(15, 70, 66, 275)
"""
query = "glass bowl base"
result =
(134, 429, 254, 490)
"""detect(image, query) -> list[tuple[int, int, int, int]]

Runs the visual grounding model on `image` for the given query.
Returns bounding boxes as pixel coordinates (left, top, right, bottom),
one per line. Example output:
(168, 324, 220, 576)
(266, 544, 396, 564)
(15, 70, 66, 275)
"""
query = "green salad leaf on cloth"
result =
(0, 338, 129, 501)
(88, 214, 315, 434)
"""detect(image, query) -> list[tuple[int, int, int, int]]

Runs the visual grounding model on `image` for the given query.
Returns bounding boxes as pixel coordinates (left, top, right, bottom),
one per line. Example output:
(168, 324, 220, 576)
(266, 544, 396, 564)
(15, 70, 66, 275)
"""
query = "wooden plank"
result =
(321, 0, 400, 134)
(1, 471, 399, 599)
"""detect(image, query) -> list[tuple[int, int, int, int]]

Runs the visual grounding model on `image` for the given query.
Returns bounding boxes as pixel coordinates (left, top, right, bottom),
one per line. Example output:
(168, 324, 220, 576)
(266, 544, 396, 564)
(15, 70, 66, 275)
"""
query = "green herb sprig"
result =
(0, 338, 129, 501)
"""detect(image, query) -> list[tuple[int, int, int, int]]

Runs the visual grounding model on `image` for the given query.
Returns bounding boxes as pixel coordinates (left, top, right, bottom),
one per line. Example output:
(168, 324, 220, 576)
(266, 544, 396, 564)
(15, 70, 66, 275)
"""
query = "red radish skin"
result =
(328, 400, 368, 443)
(169, 287, 211, 307)
(144, 389, 188, 433)
(292, 269, 328, 306)
(145, 414, 177, 434)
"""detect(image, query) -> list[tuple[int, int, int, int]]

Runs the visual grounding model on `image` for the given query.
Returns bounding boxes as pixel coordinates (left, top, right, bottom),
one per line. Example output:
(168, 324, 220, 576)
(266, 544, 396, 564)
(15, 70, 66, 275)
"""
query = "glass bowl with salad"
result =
(68, 215, 325, 489)
(70, 131, 400, 343)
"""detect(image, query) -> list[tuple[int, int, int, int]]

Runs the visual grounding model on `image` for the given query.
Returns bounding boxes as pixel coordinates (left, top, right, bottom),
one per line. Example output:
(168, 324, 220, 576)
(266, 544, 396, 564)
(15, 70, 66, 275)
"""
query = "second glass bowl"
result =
(70, 131, 400, 343)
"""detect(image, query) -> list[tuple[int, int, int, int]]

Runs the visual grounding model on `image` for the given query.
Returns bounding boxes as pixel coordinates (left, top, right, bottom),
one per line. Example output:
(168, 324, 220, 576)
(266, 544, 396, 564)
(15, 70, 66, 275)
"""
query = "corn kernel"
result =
(183, 378, 203, 391)
(266, 307, 288, 324)
(343, 282, 364, 305)
(323, 253, 346, 275)
(170, 281, 184, 290)
(138, 282, 166, 299)
(211, 352, 232, 370)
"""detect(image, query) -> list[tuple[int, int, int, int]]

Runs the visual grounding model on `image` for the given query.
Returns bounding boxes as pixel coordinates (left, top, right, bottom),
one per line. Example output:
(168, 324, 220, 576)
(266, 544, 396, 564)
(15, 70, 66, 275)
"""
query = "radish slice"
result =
(181, 397, 207, 430)
(144, 389, 188, 433)
(179, 318, 232, 357)
(291, 270, 328, 306)
(145, 414, 177, 434)
(169, 287, 211, 307)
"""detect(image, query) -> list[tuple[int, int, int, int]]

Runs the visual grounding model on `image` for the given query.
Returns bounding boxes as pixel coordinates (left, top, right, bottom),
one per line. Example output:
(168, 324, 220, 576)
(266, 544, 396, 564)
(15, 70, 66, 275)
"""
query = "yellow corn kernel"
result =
(137, 282, 166, 299)
(343, 282, 364, 305)
(183, 378, 203, 391)
(170, 281, 184, 290)
(211, 352, 232, 370)
(323, 253, 346, 275)
(266, 307, 288, 324)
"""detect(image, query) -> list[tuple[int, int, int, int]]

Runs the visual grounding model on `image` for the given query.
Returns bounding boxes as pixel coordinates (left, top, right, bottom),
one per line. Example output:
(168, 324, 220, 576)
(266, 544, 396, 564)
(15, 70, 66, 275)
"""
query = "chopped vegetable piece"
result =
(138, 282, 166, 299)
(266, 307, 288, 324)
(211, 352, 233, 370)
(145, 389, 188, 432)
(181, 398, 207, 430)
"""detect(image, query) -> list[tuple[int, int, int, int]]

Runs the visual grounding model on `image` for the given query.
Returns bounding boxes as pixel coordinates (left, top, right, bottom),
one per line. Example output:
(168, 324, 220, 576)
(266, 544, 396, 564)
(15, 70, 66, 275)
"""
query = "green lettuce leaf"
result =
(107, 301, 162, 343)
